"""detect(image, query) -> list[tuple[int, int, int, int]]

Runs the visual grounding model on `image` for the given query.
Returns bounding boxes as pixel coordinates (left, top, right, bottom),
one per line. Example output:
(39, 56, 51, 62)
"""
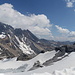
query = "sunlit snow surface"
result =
(0, 51, 75, 75)
(0, 74, 4, 75)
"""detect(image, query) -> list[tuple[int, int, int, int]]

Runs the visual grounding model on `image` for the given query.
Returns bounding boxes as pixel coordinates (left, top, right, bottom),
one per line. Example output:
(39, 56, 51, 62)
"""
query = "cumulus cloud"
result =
(65, 0, 75, 7)
(70, 31, 75, 37)
(67, 2, 73, 7)
(55, 25, 75, 41)
(55, 25, 70, 34)
(55, 25, 75, 36)
(0, 3, 53, 39)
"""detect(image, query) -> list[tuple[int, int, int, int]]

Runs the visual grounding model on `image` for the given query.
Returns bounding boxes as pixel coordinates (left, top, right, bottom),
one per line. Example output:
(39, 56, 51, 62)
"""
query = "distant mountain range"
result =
(0, 22, 73, 60)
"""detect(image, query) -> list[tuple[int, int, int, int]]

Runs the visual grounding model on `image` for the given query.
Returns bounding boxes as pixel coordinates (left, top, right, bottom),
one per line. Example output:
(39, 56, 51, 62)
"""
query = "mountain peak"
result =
(0, 22, 55, 60)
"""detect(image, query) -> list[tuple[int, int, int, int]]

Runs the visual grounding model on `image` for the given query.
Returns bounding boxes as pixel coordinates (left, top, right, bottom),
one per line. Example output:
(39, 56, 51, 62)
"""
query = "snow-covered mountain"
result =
(0, 22, 75, 75)
(0, 22, 57, 60)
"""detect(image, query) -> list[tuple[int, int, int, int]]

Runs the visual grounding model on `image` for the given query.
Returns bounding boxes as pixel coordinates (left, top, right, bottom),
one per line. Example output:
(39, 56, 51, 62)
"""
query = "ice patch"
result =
(0, 34, 6, 39)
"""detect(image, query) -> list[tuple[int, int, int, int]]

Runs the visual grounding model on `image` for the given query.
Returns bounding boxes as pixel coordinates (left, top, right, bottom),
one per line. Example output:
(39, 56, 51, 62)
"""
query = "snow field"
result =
(1, 51, 75, 75)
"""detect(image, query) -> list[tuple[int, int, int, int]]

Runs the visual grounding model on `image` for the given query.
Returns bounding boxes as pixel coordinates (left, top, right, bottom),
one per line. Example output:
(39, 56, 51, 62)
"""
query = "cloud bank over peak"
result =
(0, 3, 53, 39)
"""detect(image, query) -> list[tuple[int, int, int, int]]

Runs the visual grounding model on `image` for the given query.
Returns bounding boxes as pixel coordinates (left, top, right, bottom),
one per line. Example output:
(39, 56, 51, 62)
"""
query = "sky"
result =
(0, 0, 75, 41)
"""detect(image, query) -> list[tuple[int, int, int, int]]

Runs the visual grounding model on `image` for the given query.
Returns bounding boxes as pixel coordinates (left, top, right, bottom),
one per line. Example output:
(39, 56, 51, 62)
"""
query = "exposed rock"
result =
(55, 44, 75, 53)
(29, 60, 43, 71)
(17, 53, 35, 61)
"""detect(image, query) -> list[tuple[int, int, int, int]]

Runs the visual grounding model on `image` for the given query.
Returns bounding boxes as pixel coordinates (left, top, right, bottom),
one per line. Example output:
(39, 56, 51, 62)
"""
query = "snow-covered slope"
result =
(26, 52, 75, 75)
(0, 51, 75, 75)
(0, 51, 56, 70)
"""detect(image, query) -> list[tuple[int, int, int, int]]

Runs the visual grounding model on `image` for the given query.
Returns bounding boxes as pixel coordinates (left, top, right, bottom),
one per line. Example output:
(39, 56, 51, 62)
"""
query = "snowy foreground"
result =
(0, 51, 75, 75)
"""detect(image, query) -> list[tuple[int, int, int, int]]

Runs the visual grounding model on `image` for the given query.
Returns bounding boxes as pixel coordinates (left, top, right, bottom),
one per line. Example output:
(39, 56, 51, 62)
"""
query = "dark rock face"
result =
(29, 60, 43, 71)
(17, 53, 30, 61)
(14, 28, 23, 36)
(55, 44, 75, 53)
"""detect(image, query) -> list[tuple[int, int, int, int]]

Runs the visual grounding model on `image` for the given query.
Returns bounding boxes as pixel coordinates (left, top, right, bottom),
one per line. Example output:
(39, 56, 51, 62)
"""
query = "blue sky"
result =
(0, 0, 75, 41)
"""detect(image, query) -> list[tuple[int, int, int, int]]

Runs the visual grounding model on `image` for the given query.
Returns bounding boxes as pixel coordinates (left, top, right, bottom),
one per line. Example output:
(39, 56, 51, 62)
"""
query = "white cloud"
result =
(55, 25, 75, 41)
(67, 2, 73, 7)
(0, 3, 53, 39)
(65, 0, 75, 7)
(70, 31, 75, 36)
(55, 25, 70, 34)
(1, 3, 75, 41)
(55, 25, 75, 36)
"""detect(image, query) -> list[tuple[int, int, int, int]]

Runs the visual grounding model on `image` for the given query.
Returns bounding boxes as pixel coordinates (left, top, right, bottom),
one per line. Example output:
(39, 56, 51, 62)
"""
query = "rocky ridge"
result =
(0, 22, 55, 60)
